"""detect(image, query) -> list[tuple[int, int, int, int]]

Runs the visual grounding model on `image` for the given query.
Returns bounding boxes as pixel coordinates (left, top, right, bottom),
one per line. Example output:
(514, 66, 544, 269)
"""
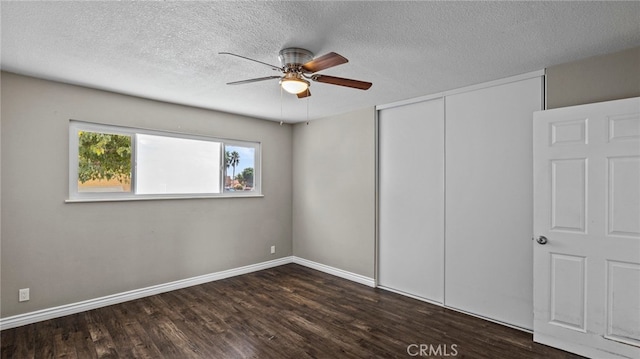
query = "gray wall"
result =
(1, 72, 293, 317)
(292, 107, 376, 278)
(546, 46, 640, 109)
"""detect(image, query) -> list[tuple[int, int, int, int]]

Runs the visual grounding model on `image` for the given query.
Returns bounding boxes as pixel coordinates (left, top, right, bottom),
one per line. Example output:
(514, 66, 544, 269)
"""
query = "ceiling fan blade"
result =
(297, 89, 311, 99)
(312, 75, 372, 90)
(302, 52, 348, 73)
(219, 52, 282, 71)
(226, 76, 282, 85)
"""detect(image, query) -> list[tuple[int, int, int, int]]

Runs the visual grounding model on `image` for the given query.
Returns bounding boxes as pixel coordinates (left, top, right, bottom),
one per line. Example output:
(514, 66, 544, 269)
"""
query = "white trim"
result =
(376, 70, 545, 110)
(292, 256, 376, 288)
(543, 68, 548, 110)
(1, 256, 378, 330)
(373, 109, 380, 287)
(65, 194, 265, 203)
(0, 257, 293, 331)
(376, 92, 445, 111)
(68, 120, 263, 202)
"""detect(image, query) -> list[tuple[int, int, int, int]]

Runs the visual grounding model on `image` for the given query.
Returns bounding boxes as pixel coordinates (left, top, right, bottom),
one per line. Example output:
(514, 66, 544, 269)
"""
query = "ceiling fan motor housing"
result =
(279, 48, 314, 69)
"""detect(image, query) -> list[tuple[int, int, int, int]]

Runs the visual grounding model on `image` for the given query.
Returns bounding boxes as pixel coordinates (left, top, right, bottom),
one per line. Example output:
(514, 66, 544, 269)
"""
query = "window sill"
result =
(65, 194, 265, 203)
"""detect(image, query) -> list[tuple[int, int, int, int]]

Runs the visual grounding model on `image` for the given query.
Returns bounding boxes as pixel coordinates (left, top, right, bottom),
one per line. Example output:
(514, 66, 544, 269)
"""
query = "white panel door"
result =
(445, 77, 543, 329)
(378, 98, 445, 303)
(533, 97, 640, 358)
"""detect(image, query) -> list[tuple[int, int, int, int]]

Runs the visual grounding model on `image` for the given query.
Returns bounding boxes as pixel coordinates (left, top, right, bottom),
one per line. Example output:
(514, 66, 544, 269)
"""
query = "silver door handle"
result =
(535, 236, 548, 245)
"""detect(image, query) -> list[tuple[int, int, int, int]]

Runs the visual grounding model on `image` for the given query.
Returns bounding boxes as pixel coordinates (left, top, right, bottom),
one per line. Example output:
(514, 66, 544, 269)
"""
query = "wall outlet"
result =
(270, 245, 276, 254)
(19, 288, 30, 302)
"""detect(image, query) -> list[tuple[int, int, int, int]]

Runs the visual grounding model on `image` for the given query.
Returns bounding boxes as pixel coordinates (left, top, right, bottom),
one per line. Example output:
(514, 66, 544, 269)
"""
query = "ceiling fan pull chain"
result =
(280, 85, 284, 126)
(306, 94, 310, 125)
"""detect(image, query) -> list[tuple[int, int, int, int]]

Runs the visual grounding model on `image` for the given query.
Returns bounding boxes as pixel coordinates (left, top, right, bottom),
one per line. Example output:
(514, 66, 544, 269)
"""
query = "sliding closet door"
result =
(445, 77, 542, 329)
(378, 98, 444, 303)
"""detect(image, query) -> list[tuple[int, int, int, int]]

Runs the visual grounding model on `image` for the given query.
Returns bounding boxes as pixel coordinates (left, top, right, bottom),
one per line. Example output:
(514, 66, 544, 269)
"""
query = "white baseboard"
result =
(0, 256, 293, 331)
(0, 256, 376, 330)
(292, 256, 376, 288)
(1, 256, 376, 331)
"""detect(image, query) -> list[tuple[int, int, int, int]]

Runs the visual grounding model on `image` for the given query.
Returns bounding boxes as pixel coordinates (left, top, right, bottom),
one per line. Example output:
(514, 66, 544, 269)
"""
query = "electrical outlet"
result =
(19, 288, 30, 302)
(270, 245, 276, 254)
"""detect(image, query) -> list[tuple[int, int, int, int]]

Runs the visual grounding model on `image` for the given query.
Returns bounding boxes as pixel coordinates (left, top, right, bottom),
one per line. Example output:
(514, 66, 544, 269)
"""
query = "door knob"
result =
(535, 236, 548, 245)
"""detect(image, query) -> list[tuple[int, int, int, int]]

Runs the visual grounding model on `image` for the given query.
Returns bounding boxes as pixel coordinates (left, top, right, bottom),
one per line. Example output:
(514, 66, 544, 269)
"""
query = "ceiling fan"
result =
(219, 48, 372, 98)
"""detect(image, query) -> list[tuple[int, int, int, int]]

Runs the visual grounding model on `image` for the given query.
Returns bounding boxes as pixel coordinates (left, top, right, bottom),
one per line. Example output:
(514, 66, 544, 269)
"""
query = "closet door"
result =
(445, 77, 543, 329)
(378, 98, 444, 303)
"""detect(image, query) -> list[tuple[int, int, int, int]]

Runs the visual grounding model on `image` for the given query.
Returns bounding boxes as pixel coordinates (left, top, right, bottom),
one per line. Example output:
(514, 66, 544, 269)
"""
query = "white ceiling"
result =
(2, 1, 639, 123)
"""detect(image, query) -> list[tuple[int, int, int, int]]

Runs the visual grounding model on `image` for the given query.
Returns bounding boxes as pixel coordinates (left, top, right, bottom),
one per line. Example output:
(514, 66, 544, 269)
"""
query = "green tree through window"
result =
(241, 167, 254, 187)
(78, 131, 132, 184)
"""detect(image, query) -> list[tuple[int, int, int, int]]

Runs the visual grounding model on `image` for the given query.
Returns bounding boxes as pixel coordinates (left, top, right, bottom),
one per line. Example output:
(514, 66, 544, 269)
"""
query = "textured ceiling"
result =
(2, 1, 639, 123)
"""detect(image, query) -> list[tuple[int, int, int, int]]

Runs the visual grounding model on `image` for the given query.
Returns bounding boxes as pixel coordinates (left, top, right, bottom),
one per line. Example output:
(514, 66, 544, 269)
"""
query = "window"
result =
(68, 121, 261, 201)
(224, 144, 256, 192)
(136, 134, 221, 195)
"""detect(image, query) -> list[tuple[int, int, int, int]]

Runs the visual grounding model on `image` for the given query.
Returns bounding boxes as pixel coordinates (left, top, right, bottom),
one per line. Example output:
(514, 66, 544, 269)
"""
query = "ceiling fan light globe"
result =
(280, 78, 309, 94)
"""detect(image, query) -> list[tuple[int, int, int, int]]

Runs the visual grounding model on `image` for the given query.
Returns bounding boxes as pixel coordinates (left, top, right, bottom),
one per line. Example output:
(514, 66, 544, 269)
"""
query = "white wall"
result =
(292, 107, 376, 279)
(0, 72, 293, 317)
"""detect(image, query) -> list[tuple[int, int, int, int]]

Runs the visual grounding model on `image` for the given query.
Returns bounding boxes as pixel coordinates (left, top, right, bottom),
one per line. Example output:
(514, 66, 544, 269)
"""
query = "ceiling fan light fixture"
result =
(280, 74, 310, 94)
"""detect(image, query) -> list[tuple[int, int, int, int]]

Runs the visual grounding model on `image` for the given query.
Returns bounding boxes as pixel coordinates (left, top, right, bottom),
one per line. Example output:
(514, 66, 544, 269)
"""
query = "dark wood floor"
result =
(1, 264, 583, 358)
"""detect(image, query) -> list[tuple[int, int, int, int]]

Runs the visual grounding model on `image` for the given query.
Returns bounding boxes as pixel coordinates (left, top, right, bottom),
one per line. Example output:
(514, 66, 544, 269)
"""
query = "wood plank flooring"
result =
(1, 264, 583, 358)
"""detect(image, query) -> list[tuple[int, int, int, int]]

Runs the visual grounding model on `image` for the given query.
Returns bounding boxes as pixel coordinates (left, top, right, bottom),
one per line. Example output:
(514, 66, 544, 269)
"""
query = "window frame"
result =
(68, 120, 262, 202)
